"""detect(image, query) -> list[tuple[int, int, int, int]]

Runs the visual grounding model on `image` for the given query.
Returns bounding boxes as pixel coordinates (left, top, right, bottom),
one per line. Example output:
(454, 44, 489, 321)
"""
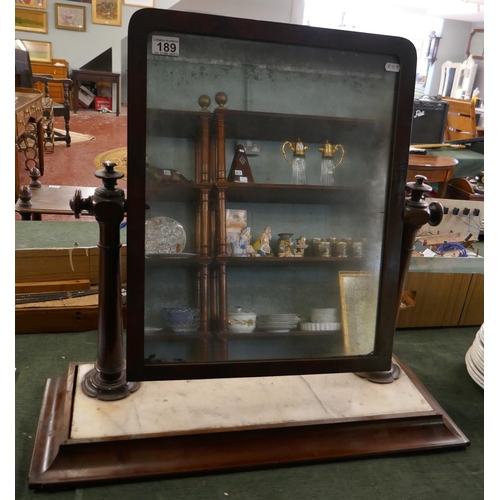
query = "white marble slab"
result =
(70, 363, 433, 440)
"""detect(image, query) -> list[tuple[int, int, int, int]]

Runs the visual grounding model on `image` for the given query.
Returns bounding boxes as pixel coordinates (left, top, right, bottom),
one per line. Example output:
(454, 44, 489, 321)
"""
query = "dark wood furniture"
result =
(15, 88, 45, 200)
(28, 356, 468, 490)
(27, 10, 469, 490)
(16, 49, 73, 148)
(70, 68, 120, 116)
(15, 185, 127, 220)
(407, 153, 458, 197)
(445, 177, 484, 200)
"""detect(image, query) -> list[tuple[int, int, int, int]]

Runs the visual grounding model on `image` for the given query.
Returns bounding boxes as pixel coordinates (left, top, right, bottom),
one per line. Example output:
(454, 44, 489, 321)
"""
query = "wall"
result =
(15, 0, 304, 105)
(303, 2, 483, 102)
(15, 1, 483, 106)
(15, 0, 179, 73)
(425, 19, 484, 100)
(171, 0, 305, 24)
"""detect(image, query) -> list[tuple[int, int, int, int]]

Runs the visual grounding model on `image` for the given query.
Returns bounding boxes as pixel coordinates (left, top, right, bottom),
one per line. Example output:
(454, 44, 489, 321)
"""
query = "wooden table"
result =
(407, 154, 458, 197)
(15, 185, 128, 220)
(71, 69, 120, 116)
(16, 185, 96, 221)
(15, 88, 46, 201)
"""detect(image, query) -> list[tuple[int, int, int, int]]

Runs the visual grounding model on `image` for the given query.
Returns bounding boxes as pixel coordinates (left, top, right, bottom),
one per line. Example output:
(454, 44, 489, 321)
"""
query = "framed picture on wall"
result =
(66, 1, 91, 3)
(15, 7, 48, 33)
(20, 39, 52, 63)
(56, 3, 86, 31)
(92, 0, 122, 26)
(124, 0, 155, 7)
(15, 1, 47, 9)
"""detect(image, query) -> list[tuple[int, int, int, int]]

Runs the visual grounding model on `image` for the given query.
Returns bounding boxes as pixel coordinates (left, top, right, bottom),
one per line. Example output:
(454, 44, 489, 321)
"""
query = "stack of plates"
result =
(256, 314, 300, 333)
(465, 324, 484, 389)
(300, 322, 340, 331)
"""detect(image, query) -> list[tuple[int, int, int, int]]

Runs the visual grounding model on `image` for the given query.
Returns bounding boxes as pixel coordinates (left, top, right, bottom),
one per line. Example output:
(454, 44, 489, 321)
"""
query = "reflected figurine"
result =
(239, 226, 256, 257)
(252, 226, 273, 256)
(294, 236, 308, 257)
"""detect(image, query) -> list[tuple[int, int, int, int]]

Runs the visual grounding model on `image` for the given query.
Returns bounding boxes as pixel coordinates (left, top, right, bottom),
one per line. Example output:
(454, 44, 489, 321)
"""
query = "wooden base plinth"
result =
(28, 359, 469, 491)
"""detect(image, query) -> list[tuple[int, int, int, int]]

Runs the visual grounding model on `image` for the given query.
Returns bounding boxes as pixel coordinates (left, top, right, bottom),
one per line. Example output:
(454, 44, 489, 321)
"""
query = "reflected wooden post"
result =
(214, 92, 227, 182)
(70, 161, 140, 400)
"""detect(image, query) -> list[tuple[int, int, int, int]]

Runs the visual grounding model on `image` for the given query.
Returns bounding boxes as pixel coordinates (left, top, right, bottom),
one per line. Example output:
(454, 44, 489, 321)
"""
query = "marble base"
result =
(29, 358, 469, 490)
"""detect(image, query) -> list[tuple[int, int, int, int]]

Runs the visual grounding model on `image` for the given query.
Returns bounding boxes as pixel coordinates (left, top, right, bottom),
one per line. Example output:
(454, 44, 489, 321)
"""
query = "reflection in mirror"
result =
(467, 29, 484, 59)
(339, 271, 378, 355)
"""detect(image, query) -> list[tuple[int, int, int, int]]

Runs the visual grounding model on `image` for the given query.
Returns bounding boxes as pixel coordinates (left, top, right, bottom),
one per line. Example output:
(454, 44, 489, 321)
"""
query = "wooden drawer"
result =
(32, 59, 69, 104)
(459, 273, 484, 326)
(397, 272, 484, 328)
(15, 101, 43, 137)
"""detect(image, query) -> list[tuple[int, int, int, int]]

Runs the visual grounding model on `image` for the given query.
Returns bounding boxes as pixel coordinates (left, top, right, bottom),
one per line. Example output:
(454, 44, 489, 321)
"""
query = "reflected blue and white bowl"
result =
(162, 307, 200, 333)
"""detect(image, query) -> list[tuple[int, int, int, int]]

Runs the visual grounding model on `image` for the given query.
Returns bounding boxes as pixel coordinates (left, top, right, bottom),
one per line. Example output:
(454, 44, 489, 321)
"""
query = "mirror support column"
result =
(70, 161, 140, 401)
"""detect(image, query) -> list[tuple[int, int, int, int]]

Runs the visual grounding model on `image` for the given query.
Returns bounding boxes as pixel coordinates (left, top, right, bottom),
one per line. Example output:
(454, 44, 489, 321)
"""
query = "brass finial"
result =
(198, 94, 211, 111)
(215, 92, 228, 108)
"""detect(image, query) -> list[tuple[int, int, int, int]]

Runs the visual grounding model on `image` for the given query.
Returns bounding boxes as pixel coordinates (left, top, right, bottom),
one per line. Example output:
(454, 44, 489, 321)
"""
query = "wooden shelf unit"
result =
(31, 58, 69, 104)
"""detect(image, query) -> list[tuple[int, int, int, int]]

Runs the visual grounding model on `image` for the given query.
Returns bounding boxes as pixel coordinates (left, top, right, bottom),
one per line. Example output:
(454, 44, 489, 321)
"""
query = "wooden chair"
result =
(15, 49, 73, 149)
(442, 97, 477, 142)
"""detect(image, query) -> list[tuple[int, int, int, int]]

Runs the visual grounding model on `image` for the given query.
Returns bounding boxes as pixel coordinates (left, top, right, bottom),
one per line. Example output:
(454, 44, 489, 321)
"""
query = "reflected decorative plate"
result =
(145, 217, 186, 254)
(145, 252, 197, 261)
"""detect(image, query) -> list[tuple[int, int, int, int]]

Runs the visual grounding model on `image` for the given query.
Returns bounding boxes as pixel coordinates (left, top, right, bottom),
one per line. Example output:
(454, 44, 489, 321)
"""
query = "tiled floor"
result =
(15, 106, 128, 221)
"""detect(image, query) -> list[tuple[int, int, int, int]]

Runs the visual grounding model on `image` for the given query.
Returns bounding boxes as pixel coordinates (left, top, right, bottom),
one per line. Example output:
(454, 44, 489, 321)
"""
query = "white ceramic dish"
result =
(300, 322, 340, 331)
(465, 348, 484, 388)
(260, 328, 291, 333)
(310, 308, 338, 323)
(145, 216, 186, 254)
(144, 326, 163, 335)
(257, 314, 299, 320)
(228, 307, 257, 334)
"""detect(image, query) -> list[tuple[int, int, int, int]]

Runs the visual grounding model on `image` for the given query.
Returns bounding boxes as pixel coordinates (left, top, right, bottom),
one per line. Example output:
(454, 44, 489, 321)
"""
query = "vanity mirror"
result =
(467, 29, 484, 59)
(27, 10, 470, 490)
(125, 8, 417, 382)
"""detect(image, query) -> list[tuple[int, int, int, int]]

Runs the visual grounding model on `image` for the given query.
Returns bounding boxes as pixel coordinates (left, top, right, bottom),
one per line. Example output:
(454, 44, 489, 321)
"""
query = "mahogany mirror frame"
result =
(466, 28, 484, 60)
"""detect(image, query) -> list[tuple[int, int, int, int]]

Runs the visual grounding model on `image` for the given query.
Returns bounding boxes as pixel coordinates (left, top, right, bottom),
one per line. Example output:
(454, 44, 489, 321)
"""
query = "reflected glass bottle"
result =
(319, 140, 345, 186)
(282, 139, 308, 185)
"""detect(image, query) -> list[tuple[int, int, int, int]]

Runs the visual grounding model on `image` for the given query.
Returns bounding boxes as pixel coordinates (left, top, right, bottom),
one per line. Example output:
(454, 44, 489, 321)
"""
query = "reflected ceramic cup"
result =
(311, 308, 338, 323)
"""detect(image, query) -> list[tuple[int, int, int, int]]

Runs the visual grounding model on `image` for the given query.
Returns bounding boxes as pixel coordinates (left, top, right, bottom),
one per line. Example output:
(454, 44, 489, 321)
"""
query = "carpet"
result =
(54, 129, 95, 145)
(94, 147, 127, 178)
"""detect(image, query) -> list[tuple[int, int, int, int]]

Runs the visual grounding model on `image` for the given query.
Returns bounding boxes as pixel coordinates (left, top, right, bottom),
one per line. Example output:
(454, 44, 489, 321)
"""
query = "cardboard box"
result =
(94, 96, 112, 111)
(96, 82, 112, 97)
(78, 85, 95, 108)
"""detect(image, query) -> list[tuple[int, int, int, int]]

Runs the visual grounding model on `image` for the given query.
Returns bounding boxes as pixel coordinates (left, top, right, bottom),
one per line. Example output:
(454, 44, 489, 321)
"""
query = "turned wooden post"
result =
(70, 161, 140, 400)
(357, 175, 443, 384)
(398, 175, 444, 306)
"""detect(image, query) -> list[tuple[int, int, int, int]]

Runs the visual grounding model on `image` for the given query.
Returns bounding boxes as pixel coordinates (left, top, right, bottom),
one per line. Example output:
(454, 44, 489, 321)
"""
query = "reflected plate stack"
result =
(300, 322, 340, 331)
(256, 314, 300, 333)
(465, 324, 484, 389)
